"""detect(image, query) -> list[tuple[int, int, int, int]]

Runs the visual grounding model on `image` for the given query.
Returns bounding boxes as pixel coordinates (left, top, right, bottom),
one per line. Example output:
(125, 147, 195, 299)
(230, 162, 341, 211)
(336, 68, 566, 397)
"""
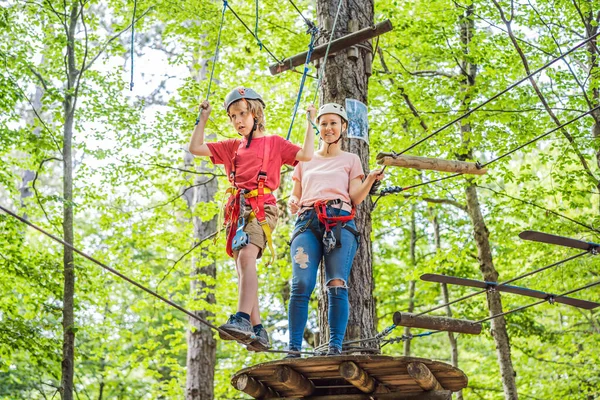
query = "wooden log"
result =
(393, 312, 482, 335)
(339, 361, 376, 393)
(376, 153, 487, 175)
(407, 362, 444, 391)
(269, 20, 393, 75)
(275, 365, 315, 396)
(232, 374, 278, 399)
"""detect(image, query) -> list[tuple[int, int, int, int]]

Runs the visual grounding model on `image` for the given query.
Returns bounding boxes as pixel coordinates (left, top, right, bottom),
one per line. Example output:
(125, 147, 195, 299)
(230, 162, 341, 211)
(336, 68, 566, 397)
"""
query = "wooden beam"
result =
(275, 365, 315, 396)
(269, 20, 393, 75)
(232, 374, 278, 399)
(339, 361, 376, 393)
(393, 312, 482, 335)
(407, 362, 444, 391)
(376, 153, 487, 175)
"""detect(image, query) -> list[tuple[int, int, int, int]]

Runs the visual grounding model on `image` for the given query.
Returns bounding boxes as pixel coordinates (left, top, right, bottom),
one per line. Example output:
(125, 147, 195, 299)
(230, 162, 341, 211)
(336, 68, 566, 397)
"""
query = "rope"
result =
(287, 0, 316, 30)
(129, 0, 137, 91)
(286, 27, 318, 141)
(392, 31, 600, 157)
(205, 0, 227, 103)
(311, 0, 344, 105)
(254, 0, 262, 50)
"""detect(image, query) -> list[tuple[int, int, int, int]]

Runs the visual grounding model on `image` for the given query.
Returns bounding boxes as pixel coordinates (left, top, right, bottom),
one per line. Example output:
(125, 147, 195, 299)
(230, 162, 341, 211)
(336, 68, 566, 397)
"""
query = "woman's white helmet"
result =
(316, 103, 348, 124)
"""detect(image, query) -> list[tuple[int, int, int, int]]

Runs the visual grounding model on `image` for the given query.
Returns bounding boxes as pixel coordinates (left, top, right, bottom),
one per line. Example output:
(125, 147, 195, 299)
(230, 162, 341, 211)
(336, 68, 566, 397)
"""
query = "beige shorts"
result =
(229, 204, 278, 259)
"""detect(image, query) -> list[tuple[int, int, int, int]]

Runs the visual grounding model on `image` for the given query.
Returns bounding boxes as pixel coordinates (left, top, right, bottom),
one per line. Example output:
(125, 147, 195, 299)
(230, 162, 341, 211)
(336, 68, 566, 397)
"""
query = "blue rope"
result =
(286, 27, 318, 141)
(129, 0, 137, 91)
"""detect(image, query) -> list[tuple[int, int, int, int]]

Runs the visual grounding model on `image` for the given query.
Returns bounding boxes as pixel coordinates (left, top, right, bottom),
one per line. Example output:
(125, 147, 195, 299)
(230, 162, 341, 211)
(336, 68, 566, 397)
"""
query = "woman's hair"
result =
(228, 99, 266, 132)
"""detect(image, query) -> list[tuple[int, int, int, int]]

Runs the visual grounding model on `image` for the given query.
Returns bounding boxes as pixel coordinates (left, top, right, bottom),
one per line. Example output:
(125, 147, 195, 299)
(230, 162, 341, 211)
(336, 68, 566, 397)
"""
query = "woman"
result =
(287, 103, 384, 356)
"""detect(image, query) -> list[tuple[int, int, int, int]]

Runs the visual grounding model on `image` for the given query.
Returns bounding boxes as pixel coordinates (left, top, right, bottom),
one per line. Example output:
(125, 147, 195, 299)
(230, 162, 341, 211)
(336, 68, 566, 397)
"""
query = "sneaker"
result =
(326, 346, 342, 356)
(218, 315, 255, 343)
(247, 326, 271, 352)
(284, 347, 301, 359)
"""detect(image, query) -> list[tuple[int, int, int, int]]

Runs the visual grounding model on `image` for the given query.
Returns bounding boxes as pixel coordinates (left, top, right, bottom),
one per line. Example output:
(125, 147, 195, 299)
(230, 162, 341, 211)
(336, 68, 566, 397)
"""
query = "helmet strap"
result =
(326, 136, 342, 154)
(246, 118, 258, 148)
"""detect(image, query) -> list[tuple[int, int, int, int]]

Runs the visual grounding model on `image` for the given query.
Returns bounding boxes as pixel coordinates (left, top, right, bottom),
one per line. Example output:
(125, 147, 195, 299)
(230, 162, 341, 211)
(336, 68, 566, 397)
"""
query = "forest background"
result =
(1, 0, 599, 399)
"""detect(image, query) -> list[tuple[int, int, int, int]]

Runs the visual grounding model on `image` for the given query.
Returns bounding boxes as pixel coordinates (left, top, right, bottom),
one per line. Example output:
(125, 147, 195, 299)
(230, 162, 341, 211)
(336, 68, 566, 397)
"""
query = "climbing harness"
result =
(223, 137, 276, 264)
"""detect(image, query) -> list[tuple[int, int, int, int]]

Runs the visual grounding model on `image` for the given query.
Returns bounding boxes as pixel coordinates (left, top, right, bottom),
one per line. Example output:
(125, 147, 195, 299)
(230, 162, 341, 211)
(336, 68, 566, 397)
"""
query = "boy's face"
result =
(228, 100, 255, 137)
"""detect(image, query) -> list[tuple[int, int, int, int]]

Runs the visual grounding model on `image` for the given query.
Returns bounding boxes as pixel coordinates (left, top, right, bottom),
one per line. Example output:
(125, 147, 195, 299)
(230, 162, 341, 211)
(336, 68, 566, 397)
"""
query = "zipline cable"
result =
(204, 0, 227, 104)
(129, 0, 137, 91)
(373, 104, 600, 208)
(0, 204, 317, 356)
(287, 0, 316, 30)
(392, 31, 600, 157)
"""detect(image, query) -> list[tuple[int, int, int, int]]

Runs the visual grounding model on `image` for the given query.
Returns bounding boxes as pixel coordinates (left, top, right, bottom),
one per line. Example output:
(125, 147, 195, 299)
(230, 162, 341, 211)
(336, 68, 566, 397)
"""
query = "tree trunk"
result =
(457, 4, 518, 399)
(184, 152, 218, 399)
(316, 0, 377, 350)
(60, 4, 80, 400)
(404, 209, 417, 356)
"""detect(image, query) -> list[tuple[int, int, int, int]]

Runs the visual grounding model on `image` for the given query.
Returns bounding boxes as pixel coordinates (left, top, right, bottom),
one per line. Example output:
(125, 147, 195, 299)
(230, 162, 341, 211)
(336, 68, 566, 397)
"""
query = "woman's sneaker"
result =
(218, 315, 255, 343)
(284, 347, 301, 359)
(246, 327, 271, 352)
(326, 346, 342, 356)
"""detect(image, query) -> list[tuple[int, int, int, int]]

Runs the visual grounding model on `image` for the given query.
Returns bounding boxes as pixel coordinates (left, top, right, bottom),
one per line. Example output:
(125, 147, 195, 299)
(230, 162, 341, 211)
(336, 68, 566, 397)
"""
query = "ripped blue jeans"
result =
(288, 208, 359, 351)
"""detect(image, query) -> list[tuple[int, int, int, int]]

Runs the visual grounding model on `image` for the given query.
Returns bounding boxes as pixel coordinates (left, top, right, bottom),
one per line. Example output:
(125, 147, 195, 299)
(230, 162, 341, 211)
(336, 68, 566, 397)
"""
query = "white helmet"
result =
(316, 103, 348, 124)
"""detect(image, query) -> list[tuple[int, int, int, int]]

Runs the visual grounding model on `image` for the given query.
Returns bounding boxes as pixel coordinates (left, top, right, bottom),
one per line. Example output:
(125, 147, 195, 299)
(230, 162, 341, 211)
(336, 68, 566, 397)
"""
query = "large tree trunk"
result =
(60, 4, 79, 400)
(457, 4, 518, 399)
(316, 0, 377, 350)
(184, 152, 218, 400)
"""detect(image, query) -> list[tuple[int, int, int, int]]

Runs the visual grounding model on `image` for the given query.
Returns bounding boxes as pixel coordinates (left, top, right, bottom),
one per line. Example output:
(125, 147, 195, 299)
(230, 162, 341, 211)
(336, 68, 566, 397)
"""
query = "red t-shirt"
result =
(207, 135, 300, 203)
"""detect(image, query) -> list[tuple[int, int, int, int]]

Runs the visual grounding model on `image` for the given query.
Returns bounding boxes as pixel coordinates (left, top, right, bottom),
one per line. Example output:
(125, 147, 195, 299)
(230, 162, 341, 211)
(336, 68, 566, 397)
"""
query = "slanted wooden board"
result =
(519, 230, 600, 252)
(231, 355, 467, 399)
(376, 153, 487, 175)
(421, 273, 600, 310)
(269, 20, 393, 76)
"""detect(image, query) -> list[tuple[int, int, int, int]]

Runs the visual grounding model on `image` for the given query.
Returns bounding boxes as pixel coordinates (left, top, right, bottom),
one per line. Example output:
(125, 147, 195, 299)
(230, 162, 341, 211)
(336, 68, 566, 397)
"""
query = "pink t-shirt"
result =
(293, 152, 364, 213)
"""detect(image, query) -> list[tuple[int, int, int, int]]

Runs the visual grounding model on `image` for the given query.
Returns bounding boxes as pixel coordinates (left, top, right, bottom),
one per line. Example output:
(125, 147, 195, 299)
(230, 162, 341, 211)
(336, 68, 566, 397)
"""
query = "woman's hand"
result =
(288, 196, 300, 214)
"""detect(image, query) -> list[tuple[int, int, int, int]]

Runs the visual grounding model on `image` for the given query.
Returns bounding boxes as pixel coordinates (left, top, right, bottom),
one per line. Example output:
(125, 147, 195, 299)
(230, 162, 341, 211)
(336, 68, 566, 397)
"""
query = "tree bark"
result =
(316, 0, 377, 350)
(458, 4, 518, 399)
(60, 4, 80, 400)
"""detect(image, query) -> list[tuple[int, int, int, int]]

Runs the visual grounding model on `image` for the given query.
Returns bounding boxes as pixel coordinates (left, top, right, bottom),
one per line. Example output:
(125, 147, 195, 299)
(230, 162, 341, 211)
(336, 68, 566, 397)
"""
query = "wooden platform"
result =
(231, 355, 467, 399)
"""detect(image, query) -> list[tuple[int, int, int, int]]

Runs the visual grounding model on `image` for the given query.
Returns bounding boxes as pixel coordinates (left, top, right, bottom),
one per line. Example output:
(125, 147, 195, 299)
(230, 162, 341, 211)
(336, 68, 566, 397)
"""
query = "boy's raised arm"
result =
(295, 104, 316, 162)
(188, 100, 213, 157)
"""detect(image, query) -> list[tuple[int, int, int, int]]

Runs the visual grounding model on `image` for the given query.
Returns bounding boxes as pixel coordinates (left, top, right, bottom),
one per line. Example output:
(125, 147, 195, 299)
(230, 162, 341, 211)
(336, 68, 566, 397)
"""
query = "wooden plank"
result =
(269, 20, 393, 75)
(407, 363, 444, 391)
(339, 361, 376, 393)
(376, 153, 487, 175)
(276, 365, 315, 396)
(421, 273, 600, 310)
(393, 312, 482, 334)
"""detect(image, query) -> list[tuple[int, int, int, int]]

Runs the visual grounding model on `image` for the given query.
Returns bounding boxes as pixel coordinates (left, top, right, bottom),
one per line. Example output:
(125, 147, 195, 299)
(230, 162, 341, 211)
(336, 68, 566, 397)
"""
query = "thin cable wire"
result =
(393, 31, 600, 156)
(287, 0, 315, 29)
(226, 3, 284, 64)
(129, 0, 137, 91)
(311, 0, 344, 104)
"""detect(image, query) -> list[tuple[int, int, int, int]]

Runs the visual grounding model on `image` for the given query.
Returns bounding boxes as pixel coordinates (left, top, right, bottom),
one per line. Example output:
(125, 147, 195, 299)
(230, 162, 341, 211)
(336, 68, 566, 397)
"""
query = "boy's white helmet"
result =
(224, 87, 265, 112)
(316, 103, 348, 123)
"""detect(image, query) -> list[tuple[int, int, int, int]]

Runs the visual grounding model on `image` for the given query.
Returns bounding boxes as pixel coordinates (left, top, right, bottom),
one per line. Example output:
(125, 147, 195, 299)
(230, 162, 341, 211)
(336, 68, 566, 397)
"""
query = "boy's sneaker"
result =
(284, 347, 301, 359)
(246, 327, 271, 352)
(326, 346, 342, 356)
(218, 315, 254, 343)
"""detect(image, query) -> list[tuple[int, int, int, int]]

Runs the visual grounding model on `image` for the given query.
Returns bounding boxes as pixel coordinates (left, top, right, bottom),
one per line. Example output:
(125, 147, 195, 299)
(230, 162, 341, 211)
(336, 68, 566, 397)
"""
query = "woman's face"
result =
(318, 114, 346, 143)
(228, 100, 255, 137)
